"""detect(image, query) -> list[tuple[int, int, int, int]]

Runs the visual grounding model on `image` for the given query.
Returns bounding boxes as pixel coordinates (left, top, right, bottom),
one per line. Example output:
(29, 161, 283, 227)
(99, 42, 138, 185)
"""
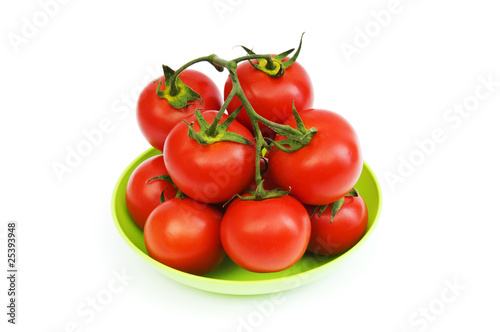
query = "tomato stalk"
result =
(205, 86, 237, 138)
(159, 37, 316, 200)
(168, 55, 214, 94)
(223, 66, 293, 200)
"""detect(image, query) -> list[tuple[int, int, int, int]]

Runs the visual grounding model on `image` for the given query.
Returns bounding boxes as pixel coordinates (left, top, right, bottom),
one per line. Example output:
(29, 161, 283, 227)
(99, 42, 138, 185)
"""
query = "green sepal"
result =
(184, 109, 254, 146)
(309, 204, 329, 218)
(273, 48, 295, 62)
(236, 180, 291, 202)
(147, 175, 185, 202)
(239, 45, 283, 77)
(346, 188, 359, 197)
(309, 188, 359, 223)
(239, 32, 305, 78)
(266, 103, 317, 153)
(156, 65, 202, 109)
(280, 32, 305, 70)
(329, 197, 345, 223)
(310, 198, 344, 223)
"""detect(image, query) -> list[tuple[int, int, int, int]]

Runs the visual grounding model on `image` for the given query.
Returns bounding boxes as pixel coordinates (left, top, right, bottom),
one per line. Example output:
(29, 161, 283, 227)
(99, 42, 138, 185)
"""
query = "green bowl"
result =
(111, 148, 382, 295)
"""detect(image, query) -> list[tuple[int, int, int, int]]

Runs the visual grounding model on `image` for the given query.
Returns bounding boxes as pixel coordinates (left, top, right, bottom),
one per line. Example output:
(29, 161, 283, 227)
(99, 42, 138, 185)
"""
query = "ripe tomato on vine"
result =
(127, 34, 369, 275)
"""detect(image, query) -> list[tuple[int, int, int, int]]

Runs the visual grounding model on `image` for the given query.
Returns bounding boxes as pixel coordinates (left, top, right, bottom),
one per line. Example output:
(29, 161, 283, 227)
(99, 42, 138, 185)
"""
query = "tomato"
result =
(144, 197, 225, 275)
(223, 59, 313, 137)
(268, 109, 363, 205)
(220, 195, 311, 273)
(137, 70, 222, 151)
(125, 155, 177, 230)
(306, 193, 368, 256)
(163, 111, 256, 204)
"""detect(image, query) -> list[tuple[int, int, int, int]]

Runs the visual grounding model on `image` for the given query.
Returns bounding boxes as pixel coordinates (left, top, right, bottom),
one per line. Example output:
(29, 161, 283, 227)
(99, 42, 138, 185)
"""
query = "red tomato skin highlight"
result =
(137, 70, 222, 151)
(144, 198, 225, 276)
(268, 109, 363, 205)
(220, 195, 311, 273)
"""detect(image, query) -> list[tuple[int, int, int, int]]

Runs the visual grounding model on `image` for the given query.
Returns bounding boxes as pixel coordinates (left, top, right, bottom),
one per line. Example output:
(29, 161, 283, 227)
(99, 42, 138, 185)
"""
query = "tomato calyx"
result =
(310, 188, 359, 223)
(239, 32, 305, 78)
(242, 180, 290, 201)
(183, 108, 254, 146)
(263, 103, 318, 153)
(223, 176, 290, 208)
(147, 175, 186, 202)
(156, 65, 203, 109)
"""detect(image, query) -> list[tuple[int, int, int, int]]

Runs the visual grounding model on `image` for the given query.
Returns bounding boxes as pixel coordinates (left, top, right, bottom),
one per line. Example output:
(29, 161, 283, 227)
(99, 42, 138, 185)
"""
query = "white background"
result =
(1, 0, 499, 331)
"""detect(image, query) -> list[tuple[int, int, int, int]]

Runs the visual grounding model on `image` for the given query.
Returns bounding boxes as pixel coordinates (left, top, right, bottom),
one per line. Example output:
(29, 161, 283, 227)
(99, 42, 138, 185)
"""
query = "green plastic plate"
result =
(111, 148, 382, 295)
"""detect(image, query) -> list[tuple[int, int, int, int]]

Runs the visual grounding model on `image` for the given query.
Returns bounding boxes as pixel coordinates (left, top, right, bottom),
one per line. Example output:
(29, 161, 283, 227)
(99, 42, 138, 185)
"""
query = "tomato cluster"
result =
(125, 42, 369, 276)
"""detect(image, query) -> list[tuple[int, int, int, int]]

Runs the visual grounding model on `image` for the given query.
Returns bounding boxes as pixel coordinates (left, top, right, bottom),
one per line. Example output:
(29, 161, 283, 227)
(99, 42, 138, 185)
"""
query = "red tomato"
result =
(125, 155, 177, 230)
(220, 195, 311, 273)
(268, 109, 363, 205)
(223, 59, 313, 137)
(163, 111, 256, 204)
(144, 197, 225, 275)
(137, 70, 222, 151)
(306, 194, 368, 256)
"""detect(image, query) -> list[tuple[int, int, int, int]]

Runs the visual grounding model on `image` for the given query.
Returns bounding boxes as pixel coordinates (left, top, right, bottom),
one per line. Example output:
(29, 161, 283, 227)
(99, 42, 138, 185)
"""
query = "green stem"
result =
(251, 121, 263, 186)
(227, 68, 271, 186)
(209, 55, 236, 71)
(169, 55, 214, 95)
(232, 54, 274, 65)
(220, 63, 293, 133)
(232, 83, 296, 134)
(207, 86, 237, 137)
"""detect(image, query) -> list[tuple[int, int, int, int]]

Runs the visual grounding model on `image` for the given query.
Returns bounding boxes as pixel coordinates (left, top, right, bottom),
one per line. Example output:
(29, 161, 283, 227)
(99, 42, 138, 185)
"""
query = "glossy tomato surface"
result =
(220, 195, 311, 273)
(125, 155, 177, 230)
(306, 194, 368, 256)
(144, 197, 225, 276)
(163, 111, 256, 204)
(137, 70, 222, 151)
(224, 60, 313, 137)
(268, 109, 363, 205)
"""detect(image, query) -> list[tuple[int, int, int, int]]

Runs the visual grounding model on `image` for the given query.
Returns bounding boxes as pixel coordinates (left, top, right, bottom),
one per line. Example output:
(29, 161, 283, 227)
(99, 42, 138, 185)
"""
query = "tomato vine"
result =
(157, 35, 317, 200)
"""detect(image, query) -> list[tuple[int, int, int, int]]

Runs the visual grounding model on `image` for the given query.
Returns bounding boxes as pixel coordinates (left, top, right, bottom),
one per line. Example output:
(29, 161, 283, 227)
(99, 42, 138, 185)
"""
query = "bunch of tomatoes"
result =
(125, 37, 369, 276)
